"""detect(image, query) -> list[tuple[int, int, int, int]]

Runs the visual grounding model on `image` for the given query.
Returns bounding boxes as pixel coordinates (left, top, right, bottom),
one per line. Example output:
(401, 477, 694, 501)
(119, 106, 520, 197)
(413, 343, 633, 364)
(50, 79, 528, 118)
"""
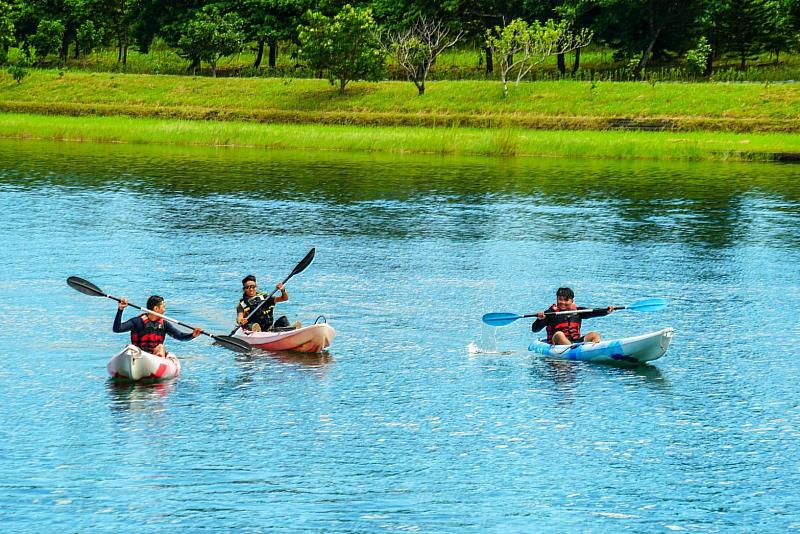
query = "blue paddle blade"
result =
(627, 298, 669, 312)
(482, 312, 523, 327)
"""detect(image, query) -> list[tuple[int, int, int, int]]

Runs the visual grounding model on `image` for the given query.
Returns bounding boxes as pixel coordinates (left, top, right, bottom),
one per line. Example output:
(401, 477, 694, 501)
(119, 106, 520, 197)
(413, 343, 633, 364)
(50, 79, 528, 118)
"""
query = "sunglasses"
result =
(244, 284, 257, 289)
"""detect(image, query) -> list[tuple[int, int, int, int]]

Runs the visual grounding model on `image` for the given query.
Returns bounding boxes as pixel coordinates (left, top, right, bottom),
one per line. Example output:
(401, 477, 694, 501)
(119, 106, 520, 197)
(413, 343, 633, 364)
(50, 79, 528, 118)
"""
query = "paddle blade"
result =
(212, 335, 252, 354)
(627, 298, 669, 312)
(482, 312, 523, 327)
(289, 247, 316, 278)
(67, 276, 105, 297)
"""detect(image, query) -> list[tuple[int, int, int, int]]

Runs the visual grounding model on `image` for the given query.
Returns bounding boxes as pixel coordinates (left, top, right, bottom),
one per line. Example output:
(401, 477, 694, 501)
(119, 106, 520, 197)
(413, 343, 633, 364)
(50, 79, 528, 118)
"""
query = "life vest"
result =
(545, 304, 582, 343)
(130, 315, 166, 354)
(239, 294, 274, 328)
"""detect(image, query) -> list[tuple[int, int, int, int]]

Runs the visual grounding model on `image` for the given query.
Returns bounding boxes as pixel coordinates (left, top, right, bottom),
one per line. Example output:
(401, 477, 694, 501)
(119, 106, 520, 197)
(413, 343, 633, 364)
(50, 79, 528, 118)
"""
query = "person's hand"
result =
(118, 298, 128, 311)
(607, 306, 615, 314)
(276, 282, 284, 291)
(238, 316, 247, 326)
(536, 311, 546, 320)
(192, 328, 202, 338)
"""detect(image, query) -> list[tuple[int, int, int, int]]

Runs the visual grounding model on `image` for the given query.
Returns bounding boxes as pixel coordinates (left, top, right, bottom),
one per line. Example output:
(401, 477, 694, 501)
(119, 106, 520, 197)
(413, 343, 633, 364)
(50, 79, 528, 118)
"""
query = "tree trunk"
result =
(704, 46, 717, 77)
(268, 42, 278, 69)
(485, 46, 493, 76)
(557, 53, 565, 75)
(253, 39, 264, 68)
(122, 43, 128, 65)
(502, 76, 508, 98)
(60, 31, 70, 63)
(636, 28, 661, 77)
(571, 47, 581, 75)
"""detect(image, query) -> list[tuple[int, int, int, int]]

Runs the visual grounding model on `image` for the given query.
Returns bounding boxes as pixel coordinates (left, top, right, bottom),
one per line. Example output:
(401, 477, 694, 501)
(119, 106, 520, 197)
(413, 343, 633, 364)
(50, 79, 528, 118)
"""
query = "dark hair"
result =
(147, 295, 164, 309)
(556, 287, 574, 300)
(242, 275, 256, 287)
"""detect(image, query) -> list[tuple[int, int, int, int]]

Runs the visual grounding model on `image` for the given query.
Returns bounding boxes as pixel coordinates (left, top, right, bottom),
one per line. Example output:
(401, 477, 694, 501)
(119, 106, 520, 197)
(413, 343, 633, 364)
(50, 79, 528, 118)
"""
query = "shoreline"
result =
(2, 70, 800, 162)
(2, 112, 800, 162)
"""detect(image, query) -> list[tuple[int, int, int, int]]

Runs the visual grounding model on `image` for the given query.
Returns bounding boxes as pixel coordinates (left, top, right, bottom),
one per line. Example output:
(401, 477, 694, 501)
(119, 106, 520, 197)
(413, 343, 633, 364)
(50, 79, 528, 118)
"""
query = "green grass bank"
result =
(1, 70, 799, 161)
(4, 112, 800, 161)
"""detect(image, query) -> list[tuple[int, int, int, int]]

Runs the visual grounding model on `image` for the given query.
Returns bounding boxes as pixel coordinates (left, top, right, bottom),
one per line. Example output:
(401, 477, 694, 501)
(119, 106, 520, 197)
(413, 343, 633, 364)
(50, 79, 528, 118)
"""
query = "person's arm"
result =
(164, 321, 201, 341)
(578, 306, 615, 319)
(113, 304, 141, 333)
(236, 302, 247, 325)
(531, 311, 548, 332)
(274, 282, 288, 303)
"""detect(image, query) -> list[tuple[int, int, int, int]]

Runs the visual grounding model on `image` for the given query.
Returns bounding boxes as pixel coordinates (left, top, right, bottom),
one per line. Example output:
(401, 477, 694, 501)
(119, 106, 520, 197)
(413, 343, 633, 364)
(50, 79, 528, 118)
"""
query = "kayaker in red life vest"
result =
(113, 295, 201, 357)
(531, 287, 616, 345)
(236, 275, 291, 332)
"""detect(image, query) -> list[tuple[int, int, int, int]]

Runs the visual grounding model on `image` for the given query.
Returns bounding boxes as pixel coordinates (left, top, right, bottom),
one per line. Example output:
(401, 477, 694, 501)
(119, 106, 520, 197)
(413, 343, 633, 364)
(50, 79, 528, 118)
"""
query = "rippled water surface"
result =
(1, 139, 799, 532)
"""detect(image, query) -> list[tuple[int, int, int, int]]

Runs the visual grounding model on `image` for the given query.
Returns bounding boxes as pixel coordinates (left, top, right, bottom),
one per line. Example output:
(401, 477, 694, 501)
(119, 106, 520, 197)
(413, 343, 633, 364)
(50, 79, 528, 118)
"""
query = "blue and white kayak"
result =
(528, 328, 674, 364)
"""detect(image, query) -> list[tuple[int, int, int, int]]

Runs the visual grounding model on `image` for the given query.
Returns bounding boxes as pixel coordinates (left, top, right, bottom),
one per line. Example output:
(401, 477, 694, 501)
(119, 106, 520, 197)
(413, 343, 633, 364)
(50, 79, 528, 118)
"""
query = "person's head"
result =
(555, 287, 574, 310)
(242, 275, 258, 296)
(147, 295, 165, 314)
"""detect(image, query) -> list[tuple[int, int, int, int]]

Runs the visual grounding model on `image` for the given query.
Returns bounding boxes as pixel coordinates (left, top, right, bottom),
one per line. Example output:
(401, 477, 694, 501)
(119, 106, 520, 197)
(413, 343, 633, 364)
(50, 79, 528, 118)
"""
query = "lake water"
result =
(1, 139, 799, 532)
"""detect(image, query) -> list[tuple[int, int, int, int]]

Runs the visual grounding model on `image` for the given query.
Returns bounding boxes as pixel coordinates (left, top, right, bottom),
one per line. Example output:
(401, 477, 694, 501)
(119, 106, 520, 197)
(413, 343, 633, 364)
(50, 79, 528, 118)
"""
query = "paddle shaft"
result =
(520, 307, 620, 320)
(232, 248, 316, 335)
(107, 294, 217, 341)
(241, 280, 287, 325)
(547, 306, 621, 316)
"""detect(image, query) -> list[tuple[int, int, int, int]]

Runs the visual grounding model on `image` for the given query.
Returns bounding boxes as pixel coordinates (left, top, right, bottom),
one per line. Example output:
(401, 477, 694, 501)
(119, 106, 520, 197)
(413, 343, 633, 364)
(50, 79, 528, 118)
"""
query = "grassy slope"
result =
(1, 70, 799, 160)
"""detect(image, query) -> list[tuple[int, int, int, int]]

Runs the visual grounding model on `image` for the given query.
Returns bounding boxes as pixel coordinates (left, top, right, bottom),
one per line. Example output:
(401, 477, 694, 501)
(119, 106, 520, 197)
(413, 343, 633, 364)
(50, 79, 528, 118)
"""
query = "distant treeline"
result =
(2, 0, 799, 83)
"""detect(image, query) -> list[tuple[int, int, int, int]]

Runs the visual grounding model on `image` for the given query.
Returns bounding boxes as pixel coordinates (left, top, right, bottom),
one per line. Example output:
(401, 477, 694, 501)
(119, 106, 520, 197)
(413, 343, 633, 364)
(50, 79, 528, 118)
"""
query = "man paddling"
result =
(113, 295, 201, 357)
(236, 275, 292, 332)
(532, 287, 615, 345)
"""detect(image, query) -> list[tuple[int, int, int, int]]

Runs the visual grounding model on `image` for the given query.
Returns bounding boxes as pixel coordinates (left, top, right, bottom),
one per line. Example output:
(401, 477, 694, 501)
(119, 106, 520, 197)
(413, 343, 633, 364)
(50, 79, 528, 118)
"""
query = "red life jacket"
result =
(130, 315, 166, 354)
(545, 304, 582, 343)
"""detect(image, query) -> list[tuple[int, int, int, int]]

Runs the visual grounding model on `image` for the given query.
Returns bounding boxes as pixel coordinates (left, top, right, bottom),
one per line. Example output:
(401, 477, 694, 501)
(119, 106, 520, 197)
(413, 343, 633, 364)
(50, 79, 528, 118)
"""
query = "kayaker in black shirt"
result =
(113, 295, 201, 357)
(236, 275, 291, 331)
(531, 287, 615, 345)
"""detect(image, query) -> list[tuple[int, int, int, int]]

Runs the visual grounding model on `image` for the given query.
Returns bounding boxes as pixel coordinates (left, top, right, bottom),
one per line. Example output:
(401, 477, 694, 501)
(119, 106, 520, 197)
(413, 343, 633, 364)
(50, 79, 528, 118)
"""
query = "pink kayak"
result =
(233, 323, 335, 353)
(107, 344, 181, 381)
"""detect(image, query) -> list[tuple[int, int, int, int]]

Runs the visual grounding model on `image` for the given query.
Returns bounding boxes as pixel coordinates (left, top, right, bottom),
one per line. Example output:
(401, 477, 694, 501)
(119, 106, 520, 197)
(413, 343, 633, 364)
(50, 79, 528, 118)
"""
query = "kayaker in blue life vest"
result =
(236, 275, 291, 332)
(113, 295, 201, 357)
(531, 287, 615, 345)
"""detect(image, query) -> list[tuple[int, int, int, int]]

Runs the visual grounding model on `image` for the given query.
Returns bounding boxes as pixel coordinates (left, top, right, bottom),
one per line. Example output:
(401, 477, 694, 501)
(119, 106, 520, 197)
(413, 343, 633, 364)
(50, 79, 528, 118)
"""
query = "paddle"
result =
(230, 247, 316, 335)
(67, 276, 252, 354)
(482, 298, 669, 327)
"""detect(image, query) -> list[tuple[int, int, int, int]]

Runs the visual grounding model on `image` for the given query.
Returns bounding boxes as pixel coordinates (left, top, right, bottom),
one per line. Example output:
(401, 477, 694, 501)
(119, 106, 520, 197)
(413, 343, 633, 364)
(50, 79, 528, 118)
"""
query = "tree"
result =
(594, 0, 705, 77)
(298, 4, 385, 92)
(718, 0, 774, 68)
(177, 5, 245, 76)
(29, 18, 64, 63)
(0, 1, 15, 65)
(233, 0, 309, 69)
(383, 16, 462, 95)
(486, 18, 592, 97)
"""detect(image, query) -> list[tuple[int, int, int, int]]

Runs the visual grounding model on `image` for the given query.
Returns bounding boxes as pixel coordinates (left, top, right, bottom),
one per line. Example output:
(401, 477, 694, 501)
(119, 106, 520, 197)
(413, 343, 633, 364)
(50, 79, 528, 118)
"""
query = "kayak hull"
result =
(234, 323, 335, 353)
(107, 344, 181, 381)
(528, 328, 674, 364)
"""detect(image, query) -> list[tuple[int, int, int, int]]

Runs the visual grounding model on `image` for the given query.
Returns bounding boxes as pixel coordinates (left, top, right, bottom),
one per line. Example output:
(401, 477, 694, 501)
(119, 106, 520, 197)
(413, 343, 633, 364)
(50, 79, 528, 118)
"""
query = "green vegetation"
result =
(1, 70, 798, 133)
(2, 111, 800, 162)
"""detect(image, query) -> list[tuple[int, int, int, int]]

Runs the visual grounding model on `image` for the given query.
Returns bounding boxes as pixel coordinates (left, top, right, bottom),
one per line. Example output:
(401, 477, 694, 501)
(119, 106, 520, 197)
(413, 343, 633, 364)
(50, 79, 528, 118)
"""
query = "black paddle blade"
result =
(212, 335, 252, 354)
(289, 248, 316, 278)
(67, 276, 105, 297)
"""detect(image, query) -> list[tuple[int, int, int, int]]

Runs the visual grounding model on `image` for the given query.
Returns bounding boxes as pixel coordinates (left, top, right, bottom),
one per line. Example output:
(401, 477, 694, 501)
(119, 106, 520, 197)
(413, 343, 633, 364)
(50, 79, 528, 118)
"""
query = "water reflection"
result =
(529, 358, 670, 406)
(2, 139, 799, 250)
(106, 379, 177, 413)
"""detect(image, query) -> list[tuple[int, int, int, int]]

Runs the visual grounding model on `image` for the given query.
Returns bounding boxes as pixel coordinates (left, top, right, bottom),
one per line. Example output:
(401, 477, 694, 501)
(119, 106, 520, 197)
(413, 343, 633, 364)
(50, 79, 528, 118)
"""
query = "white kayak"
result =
(107, 344, 181, 381)
(233, 323, 335, 353)
(528, 328, 675, 364)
